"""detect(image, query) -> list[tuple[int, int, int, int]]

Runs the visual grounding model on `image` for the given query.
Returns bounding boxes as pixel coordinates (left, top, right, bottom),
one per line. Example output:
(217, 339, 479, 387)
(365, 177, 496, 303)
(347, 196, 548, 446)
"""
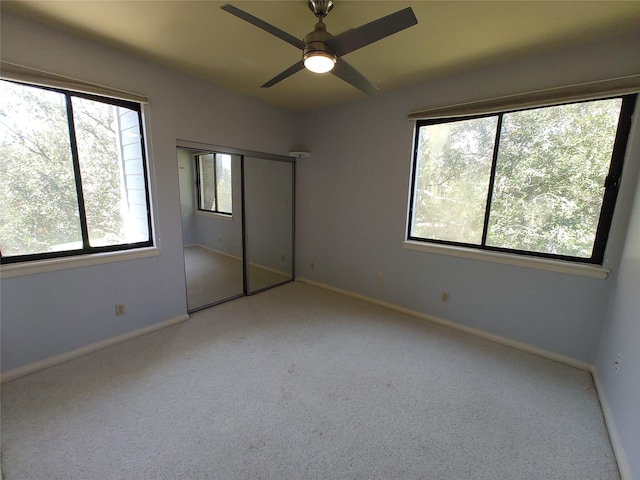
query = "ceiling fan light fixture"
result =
(221, 3, 417, 93)
(303, 51, 336, 74)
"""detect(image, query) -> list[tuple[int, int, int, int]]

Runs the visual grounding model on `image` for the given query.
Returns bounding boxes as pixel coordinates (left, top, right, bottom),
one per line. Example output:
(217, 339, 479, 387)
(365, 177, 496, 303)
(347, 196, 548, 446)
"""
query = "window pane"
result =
(198, 154, 216, 211)
(486, 99, 622, 257)
(216, 154, 232, 213)
(410, 117, 497, 243)
(72, 97, 150, 246)
(0, 81, 82, 256)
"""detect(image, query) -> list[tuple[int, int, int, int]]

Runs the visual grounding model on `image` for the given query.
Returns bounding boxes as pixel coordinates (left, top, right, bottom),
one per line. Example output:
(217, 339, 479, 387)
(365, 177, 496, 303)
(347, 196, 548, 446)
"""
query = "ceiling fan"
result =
(221, 1, 418, 94)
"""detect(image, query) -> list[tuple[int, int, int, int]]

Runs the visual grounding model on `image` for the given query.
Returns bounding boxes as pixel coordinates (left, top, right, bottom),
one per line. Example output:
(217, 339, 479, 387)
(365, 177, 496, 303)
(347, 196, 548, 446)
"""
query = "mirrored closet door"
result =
(178, 147, 244, 310)
(177, 143, 295, 312)
(244, 156, 294, 293)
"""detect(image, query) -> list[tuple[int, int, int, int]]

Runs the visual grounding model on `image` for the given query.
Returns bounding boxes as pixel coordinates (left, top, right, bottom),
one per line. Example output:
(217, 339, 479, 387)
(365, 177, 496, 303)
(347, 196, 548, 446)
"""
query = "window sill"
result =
(195, 211, 233, 220)
(0, 247, 160, 279)
(401, 241, 609, 279)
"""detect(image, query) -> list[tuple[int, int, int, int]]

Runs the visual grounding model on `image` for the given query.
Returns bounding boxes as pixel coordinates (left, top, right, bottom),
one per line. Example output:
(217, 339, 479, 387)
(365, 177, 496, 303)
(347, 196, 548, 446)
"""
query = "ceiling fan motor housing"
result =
(303, 21, 336, 63)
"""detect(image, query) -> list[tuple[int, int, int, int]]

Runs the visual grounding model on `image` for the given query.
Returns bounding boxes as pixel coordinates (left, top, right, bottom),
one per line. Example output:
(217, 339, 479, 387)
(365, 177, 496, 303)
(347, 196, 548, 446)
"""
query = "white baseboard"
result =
(191, 244, 289, 277)
(295, 277, 592, 372)
(1, 314, 189, 384)
(591, 369, 632, 480)
(190, 243, 242, 261)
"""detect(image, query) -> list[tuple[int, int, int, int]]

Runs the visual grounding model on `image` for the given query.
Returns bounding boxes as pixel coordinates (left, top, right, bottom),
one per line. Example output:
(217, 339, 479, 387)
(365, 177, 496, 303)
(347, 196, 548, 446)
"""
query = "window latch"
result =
(604, 174, 620, 189)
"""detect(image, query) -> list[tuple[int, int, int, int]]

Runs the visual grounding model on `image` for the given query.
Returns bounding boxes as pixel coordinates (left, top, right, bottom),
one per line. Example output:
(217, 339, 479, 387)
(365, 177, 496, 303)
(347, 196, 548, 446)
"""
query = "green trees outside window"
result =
(0, 80, 152, 263)
(408, 95, 635, 263)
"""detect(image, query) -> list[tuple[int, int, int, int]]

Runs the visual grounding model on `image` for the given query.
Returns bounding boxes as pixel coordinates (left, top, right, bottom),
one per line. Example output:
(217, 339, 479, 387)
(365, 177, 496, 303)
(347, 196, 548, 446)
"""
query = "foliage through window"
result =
(408, 95, 636, 264)
(196, 153, 232, 215)
(0, 80, 153, 264)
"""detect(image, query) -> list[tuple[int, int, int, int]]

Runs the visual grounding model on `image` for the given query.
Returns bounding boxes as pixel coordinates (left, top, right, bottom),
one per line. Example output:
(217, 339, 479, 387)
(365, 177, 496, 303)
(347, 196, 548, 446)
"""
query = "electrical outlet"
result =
(377, 271, 384, 287)
(115, 304, 126, 316)
(441, 292, 449, 303)
(614, 353, 622, 373)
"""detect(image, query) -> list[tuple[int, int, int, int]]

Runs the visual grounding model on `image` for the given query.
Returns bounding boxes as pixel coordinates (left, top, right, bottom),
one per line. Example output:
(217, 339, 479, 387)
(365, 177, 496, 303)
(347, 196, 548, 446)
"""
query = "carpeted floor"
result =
(0, 282, 620, 479)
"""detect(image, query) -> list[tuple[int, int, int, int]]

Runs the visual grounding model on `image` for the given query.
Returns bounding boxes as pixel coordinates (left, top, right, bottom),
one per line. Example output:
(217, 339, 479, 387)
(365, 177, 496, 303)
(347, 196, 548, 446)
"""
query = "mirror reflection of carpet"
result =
(184, 245, 290, 310)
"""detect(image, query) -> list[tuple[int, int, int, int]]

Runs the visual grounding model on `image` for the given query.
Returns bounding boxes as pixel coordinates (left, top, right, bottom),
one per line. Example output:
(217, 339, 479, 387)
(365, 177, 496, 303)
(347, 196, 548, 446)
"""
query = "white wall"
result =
(0, 12, 297, 372)
(296, 29, 640, 363)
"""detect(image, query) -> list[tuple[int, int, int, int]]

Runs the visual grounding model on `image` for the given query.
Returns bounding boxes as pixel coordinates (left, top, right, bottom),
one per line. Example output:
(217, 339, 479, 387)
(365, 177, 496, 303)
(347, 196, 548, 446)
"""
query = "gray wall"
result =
(595, 148, 640, 479)
(0, 11, 297, 372)
(295, 29, 640, 363)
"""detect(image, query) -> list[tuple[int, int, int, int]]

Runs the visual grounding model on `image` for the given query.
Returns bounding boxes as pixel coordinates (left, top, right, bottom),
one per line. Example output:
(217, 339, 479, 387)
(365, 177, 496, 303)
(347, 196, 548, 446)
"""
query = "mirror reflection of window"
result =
(196, 153, 232, 216)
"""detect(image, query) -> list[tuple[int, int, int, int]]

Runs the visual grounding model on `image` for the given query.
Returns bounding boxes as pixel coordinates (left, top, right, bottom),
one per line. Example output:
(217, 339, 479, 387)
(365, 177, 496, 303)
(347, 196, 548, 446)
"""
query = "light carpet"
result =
(0, 282, 619, 479)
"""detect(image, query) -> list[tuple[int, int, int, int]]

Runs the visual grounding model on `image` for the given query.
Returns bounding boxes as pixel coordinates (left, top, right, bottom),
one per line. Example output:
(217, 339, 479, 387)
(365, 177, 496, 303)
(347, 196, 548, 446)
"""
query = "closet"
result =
(177, 142, 294, 311)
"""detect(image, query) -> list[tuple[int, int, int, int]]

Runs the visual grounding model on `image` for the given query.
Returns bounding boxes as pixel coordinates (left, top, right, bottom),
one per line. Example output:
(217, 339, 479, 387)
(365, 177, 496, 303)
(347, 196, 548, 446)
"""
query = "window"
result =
(195, 153, 232, 215)
(408, 95, 636, 264)
(0, 80, 153, 264)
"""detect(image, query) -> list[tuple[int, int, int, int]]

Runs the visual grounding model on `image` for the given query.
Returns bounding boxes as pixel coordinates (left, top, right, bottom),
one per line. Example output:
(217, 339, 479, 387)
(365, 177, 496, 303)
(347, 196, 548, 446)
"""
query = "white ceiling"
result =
(3, 1, 640, 112)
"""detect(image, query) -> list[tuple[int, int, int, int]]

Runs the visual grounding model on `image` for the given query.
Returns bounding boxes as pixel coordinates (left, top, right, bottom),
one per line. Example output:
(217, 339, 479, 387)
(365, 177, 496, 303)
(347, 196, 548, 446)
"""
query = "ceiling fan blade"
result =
(262, 61, 305, 88)
(332, 58, 379, 95)
(221, 4, 305, 50)
(325, 7, 417, 57)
